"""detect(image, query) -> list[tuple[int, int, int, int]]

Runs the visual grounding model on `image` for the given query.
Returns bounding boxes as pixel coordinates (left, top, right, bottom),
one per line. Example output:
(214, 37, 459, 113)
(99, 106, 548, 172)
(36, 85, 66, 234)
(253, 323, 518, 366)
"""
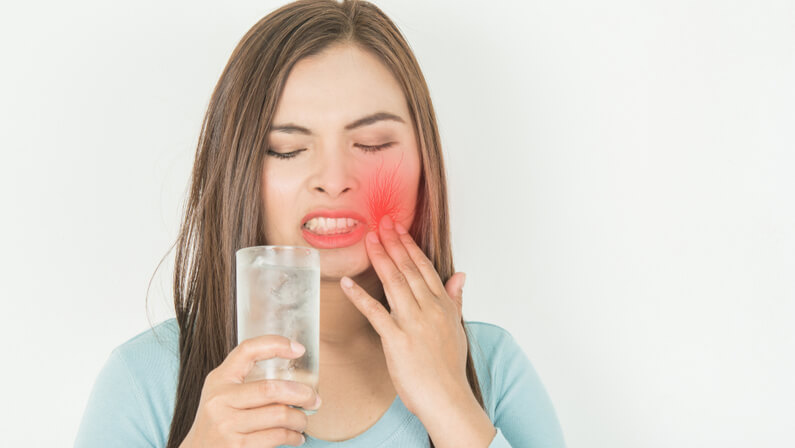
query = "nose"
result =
(310, 145, 359, 198)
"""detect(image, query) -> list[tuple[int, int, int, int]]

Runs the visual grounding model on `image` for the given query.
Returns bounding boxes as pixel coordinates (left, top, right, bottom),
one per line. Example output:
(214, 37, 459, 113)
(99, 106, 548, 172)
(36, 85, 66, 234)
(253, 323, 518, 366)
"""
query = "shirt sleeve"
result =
(74, 348, 159, 447)
(488, 328, 567, 448)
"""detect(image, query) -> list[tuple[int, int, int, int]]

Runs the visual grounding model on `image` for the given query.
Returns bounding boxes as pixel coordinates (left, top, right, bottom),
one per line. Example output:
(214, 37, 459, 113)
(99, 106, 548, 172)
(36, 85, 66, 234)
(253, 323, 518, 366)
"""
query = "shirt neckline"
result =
(304, 394, 411, 446)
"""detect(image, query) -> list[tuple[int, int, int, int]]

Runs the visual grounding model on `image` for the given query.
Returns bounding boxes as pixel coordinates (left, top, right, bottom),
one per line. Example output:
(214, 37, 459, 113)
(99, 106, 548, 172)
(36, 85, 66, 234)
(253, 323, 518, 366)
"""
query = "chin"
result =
(318, 244, 371, 281)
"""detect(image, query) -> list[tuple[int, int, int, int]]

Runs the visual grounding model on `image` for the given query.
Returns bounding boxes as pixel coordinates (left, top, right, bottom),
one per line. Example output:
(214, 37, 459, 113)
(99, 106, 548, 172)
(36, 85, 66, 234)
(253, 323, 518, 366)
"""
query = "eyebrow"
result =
(270, 112, 406, 135)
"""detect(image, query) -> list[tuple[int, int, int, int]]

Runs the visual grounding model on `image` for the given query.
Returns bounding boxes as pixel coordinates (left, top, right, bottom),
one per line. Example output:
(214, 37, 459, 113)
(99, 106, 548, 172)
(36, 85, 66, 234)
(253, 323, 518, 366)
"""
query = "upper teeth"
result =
(304, 217, 358, 232)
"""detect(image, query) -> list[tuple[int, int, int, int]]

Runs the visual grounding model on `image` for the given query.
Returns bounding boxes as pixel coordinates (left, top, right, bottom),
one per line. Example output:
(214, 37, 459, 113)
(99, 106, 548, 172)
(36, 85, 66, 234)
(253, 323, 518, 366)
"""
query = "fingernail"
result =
(367, 231, 379, 244)
(291, 340, 305, 355)
(341, 276, 354, 288)
(395, 222, 407, 234)
(301, 434, 306, 444)
(314, 394, 322, 409)
(381, 214, 394, 229)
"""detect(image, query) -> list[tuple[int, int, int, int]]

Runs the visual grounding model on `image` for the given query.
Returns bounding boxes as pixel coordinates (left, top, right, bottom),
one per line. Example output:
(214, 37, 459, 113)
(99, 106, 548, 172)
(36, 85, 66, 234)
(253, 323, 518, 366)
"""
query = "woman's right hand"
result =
(180, 335, 321, 448)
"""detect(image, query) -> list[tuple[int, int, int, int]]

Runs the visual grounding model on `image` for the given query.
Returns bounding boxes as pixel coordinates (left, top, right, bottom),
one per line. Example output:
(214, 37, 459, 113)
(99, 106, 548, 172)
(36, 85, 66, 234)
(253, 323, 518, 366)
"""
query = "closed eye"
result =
(266, 148, 306, 159)
(266, 142, 395, 159)
(355, 142, 395, 152)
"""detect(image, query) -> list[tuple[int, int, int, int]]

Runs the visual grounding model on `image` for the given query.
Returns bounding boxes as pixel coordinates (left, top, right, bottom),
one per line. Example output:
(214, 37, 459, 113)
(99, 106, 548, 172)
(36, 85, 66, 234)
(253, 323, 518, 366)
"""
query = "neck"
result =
(318, 267, 384, 365)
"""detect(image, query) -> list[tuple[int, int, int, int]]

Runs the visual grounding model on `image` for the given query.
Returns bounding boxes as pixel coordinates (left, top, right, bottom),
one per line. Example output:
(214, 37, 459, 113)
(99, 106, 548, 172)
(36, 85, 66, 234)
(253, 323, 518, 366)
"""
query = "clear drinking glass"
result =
(235, 245, 320, 415)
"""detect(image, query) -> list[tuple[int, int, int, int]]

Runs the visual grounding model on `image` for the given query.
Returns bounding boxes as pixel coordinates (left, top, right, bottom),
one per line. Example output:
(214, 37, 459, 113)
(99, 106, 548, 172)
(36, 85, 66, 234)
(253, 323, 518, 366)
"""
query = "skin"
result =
(261, 42, 421, 362)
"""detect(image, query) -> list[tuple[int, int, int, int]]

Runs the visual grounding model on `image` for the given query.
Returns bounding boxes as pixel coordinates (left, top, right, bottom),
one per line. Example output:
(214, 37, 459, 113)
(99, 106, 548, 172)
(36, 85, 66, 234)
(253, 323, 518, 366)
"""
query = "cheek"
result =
(261, 171, 297, 236)
(363, 152, 420, 233)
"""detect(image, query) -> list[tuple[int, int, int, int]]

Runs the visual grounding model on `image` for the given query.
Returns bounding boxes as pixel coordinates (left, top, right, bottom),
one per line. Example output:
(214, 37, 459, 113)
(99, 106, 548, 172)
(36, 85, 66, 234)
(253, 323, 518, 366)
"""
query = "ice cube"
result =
(252, 256, 270, 269)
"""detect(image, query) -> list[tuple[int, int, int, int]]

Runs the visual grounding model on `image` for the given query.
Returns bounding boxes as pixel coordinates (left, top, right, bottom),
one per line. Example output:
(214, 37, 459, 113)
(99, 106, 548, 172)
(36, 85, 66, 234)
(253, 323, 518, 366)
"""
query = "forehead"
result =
(273, 43, 409, 127)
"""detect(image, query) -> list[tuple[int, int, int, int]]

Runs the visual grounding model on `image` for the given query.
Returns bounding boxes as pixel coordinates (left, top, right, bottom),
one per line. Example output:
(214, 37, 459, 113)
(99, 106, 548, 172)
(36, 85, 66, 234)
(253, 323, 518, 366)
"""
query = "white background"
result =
(1, 0, 793, 446)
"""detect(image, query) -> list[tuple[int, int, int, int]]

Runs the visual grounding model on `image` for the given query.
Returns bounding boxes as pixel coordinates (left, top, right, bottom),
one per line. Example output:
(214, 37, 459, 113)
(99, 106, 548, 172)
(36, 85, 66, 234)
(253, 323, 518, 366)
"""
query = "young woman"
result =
(75, 1, 566, 447)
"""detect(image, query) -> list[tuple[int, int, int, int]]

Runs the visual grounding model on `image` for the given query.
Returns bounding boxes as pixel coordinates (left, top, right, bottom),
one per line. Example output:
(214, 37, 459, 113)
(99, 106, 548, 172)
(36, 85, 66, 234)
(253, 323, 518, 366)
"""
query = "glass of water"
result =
(235, 245, 320, 415)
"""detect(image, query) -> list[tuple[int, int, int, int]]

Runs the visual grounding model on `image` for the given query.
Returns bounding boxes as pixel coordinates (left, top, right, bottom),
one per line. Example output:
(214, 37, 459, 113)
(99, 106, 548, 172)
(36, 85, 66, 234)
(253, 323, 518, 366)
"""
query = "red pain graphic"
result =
(366, 152, 407, 233)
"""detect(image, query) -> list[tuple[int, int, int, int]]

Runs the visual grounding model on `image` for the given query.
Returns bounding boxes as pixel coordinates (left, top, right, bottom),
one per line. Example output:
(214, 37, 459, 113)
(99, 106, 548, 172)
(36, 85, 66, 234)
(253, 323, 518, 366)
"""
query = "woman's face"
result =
(261, 42, 422, 280)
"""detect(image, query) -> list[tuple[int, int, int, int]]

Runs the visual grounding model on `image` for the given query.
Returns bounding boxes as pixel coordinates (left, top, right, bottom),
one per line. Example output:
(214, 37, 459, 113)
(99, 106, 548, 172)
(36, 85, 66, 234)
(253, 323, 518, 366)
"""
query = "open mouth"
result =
(303, 216, 362, 236)
(300, 209, 369, 249)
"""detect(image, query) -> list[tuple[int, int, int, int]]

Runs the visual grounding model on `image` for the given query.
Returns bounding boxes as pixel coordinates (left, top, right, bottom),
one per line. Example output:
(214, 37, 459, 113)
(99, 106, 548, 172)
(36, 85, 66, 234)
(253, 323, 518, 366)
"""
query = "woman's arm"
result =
(489, 326, 567, 448)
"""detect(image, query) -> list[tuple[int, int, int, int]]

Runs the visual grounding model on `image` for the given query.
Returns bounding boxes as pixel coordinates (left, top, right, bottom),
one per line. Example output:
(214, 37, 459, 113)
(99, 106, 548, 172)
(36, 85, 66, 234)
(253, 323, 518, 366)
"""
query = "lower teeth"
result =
(307, 227, 355, 236)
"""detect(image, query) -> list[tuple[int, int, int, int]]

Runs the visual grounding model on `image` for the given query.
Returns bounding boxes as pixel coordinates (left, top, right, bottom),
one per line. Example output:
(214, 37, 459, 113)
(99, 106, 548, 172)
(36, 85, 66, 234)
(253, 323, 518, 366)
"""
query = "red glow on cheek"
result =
(365, 153, 408, 233)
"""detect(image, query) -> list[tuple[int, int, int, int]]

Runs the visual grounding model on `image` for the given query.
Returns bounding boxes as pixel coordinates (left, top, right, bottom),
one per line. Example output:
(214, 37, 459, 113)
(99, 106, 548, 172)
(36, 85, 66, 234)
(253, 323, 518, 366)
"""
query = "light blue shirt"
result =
(75, 318, 566, 447)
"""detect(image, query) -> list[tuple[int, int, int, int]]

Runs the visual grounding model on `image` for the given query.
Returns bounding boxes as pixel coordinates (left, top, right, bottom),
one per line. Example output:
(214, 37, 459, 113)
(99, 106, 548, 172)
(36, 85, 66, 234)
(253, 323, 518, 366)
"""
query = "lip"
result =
(300, 208, 369, 249)
(302, 224, 366, 249)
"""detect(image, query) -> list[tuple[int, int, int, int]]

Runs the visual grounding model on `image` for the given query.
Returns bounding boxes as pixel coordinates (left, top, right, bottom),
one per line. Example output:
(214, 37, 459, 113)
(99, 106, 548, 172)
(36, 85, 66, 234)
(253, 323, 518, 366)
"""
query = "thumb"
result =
(444, 272, 466, 317)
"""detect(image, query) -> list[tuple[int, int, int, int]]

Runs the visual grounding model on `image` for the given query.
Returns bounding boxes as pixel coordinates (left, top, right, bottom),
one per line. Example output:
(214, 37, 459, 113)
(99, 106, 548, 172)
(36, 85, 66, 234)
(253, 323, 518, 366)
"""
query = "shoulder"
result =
(113, 317, 180, 368)
(111, 318, 179, 381)
(111, 317, 180, 406)
(463, 319, 524, 373)
(464, 320, 515, 348)
(461, 321, 525, 414)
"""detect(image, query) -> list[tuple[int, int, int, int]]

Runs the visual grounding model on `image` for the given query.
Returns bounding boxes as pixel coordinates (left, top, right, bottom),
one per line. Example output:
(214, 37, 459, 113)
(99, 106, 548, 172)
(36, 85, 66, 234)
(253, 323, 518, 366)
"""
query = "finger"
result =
(365, 227, 419, 317)
(241, 427, 306, 448)
(340, 275, 400, 339)
(233, 404, 309, 434)
(218, 335, 305, 384)
(377, 215, 438, 311)
(393, 221, 447, 298)
(444, 272, 466, 319)
(224, 379, 318, 410)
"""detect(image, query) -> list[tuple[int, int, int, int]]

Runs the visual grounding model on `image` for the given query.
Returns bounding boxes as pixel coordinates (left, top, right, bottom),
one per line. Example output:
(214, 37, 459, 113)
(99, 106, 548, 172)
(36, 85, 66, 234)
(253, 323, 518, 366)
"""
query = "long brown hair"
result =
(163, 1, 485, 446)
